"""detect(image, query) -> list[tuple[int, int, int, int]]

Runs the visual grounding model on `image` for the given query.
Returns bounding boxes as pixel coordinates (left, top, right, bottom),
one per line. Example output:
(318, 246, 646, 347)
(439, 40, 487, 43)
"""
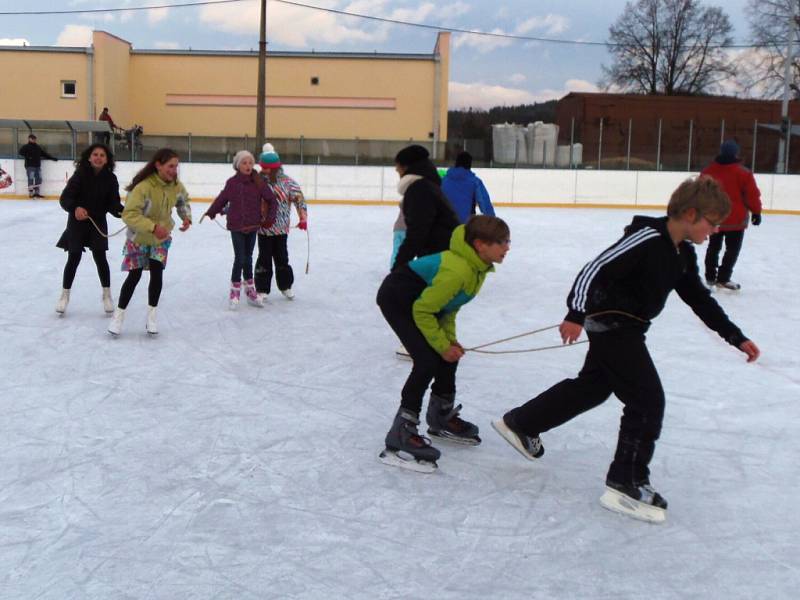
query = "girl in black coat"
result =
(55, 143, 124, 315)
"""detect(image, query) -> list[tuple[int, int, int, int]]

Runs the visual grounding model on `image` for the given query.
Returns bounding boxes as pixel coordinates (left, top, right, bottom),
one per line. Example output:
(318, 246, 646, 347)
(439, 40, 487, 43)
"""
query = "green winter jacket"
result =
(122, 173, 192, 246)
(408, 224, 494, 353)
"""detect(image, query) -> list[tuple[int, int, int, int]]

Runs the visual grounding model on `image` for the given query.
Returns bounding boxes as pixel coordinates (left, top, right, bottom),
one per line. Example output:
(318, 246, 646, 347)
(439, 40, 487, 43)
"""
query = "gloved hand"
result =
(298, 220, 308, 231)
(751, 213, 762, 226)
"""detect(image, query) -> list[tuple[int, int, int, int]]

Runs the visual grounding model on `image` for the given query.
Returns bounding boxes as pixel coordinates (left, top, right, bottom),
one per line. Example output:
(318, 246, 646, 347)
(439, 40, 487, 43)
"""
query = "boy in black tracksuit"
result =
(18, 134, 58, 198)
(493, 176, 760, 523)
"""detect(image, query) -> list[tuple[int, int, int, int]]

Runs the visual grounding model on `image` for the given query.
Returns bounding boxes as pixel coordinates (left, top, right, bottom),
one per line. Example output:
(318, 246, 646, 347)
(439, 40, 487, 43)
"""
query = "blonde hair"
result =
(667, 176, 731, 221)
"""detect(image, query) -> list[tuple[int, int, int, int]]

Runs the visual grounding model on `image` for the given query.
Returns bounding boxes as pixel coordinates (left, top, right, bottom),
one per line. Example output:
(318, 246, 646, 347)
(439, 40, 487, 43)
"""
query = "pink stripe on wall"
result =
(166, 94, 396, 109)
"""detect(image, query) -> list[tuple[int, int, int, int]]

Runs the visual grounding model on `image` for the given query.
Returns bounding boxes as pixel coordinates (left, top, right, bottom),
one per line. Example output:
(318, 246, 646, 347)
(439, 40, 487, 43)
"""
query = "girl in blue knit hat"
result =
(254, 143, 307, 301)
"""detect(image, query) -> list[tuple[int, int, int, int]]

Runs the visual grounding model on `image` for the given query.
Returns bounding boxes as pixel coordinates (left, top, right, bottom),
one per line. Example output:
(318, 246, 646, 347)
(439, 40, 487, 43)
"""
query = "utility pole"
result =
(255, 0, 267, 153)
(777, 5, 798, 173)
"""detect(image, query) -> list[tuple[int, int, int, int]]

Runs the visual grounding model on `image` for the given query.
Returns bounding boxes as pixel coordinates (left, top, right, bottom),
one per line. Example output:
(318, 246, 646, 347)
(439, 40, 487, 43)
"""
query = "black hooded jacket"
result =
(392, 159, 459, 269)
(565, 215, 746, 347)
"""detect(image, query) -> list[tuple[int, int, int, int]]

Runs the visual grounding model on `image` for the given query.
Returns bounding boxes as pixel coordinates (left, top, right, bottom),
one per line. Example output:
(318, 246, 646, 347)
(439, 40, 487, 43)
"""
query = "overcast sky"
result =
(0, 0, 756, 109)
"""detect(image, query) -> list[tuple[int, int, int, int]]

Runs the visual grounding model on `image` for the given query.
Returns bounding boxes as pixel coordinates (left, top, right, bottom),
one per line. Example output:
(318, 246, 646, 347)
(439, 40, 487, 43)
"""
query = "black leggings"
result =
(62, 249, 111, 289)
(118, 259, 164, 309)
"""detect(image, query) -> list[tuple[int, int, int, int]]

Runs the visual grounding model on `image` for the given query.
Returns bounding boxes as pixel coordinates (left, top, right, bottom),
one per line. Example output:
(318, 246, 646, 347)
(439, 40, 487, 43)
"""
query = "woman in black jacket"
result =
(55, 143, 124, 315)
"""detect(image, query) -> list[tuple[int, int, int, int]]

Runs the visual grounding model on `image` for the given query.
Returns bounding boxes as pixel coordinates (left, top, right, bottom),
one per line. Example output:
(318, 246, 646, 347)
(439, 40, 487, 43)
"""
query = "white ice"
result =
(1, 200, 798, 599)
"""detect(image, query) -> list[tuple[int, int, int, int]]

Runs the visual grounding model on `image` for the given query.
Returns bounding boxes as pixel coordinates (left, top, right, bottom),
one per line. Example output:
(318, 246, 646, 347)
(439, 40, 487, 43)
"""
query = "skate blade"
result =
(395, 351, 411, 361)
(378, 449, 437, 474)
(599, 487, 666, 524)
(491, 419, 540, 461)
(428, 430, 481, 446)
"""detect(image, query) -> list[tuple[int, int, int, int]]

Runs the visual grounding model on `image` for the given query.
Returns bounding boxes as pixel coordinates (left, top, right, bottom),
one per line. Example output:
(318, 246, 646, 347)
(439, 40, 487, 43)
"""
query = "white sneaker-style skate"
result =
(599, 482, 667, 524)
(55, 289, 70, 315)
(491, 417, 544, 460)
(245, 279, 263, 307)
(395, 345, 411, 360)
(146, 306, 158, 335)
(281, 288, 295, 300)
(229, 281, 241, 310)
(716, 280, 741, 291)
(102, 288, 114, 314)
(108, 307, 125, 336)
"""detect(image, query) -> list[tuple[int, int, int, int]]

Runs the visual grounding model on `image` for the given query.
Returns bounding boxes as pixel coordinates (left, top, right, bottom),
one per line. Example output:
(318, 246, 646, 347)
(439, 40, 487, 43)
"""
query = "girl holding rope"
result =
(492, 177, 760, 524)
(55, 143, 124, 316)
(108, 148, 191, 336)
(205, 150, 277, 309)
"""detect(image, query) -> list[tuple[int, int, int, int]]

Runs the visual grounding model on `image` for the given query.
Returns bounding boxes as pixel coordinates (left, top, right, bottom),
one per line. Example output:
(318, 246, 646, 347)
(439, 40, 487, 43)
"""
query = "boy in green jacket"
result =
(376, 215, 510, 472)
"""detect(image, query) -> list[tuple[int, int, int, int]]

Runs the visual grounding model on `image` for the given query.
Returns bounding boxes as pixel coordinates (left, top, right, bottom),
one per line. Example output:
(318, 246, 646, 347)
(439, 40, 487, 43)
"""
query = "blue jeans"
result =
(231, 230, 257, 282)
(26, 167, 42, 195)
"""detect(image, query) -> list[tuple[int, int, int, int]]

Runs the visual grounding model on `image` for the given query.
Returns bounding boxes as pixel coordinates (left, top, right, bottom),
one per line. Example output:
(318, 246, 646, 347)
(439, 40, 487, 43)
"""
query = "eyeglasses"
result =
(702, 215, 722, 228)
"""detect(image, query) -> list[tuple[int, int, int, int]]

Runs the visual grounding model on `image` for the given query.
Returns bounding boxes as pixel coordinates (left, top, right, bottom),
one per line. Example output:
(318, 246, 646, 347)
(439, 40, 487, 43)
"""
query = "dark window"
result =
(310, 77, 319, 85)
(61, 81, 76, 97)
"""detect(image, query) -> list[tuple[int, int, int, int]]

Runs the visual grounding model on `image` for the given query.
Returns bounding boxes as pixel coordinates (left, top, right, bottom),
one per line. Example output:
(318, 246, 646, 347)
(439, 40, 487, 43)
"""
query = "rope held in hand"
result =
(87, 215, 126, 239)
(464, 310, 649, 355)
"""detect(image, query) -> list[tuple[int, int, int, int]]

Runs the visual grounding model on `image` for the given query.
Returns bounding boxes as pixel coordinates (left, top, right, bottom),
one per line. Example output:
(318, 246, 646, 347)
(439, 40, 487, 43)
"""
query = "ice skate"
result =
(395, 344, 411, 361)
(716, 280, 741, 291)
(491, 414, 544, 460)
(55, 289, 70, 315)
(426, 393, 481, 446)
(379, 408, 440, 473)
(600, 480, 668, 524)
(281, 288, 295, 300)
(146, 306, 158, 335)
(102, 287, 114, 314)
(229, 281, 241, 310)
(244, 279, 263, 307)
(108, 307, 125, 336)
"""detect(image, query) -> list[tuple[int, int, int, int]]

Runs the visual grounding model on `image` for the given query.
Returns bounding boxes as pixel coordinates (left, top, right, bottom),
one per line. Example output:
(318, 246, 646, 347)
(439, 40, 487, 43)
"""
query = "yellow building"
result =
(0, 30, 450, 155)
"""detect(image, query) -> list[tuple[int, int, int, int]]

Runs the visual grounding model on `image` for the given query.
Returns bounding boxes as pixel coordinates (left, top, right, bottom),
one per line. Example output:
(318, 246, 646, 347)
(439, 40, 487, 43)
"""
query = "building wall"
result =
(0, 30, 450, 143)
(0, 48, 90, 120)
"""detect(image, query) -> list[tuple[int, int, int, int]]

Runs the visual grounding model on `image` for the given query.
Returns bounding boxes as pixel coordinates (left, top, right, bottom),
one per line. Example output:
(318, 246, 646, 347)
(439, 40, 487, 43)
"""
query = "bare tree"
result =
(602, 0, 735, 95)
(743, 0, 800, 98)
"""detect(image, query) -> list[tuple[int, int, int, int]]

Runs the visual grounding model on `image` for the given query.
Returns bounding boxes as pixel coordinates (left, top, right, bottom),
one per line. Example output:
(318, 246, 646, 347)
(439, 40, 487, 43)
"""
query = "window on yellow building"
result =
(61, 81, 77, 98)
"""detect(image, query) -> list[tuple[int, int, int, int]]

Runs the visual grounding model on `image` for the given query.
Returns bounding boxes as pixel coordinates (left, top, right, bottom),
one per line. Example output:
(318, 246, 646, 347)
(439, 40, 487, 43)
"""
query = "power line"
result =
(0, 0, 764, 49)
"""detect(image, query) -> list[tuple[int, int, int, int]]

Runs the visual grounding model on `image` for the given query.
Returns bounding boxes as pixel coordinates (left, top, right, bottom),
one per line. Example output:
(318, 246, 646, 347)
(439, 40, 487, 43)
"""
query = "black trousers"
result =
(254, 234, 293, 294)
(377, 268, 458, 415)
(506, 327, 664, 485)
(62, 249, 110, 289)
(704, 230, 745, 283)
(118, 259, 164, 309)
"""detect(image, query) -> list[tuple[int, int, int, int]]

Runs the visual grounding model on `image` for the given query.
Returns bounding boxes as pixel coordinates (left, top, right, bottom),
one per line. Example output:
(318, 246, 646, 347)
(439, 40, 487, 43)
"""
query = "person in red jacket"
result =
(701, 140, 762, 290)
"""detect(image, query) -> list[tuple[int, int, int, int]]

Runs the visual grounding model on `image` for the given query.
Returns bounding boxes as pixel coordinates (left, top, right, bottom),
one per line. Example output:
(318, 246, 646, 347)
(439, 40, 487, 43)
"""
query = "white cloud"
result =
(0, 38, 30, 46)
(56, 25, 93, 47)
(515, 14, 569, 36)
(148, 8, 169, 25)
(449, 78, 599, 110)
(508, 73, 527, 84)
(199, 0, 391, 48)
(453, 29, 513, 53)
(154, 41, 180, 50)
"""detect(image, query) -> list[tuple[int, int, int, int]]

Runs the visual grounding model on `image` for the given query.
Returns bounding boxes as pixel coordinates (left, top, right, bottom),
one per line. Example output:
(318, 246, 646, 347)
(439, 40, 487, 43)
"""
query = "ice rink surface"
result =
(1, 199, 798, 599)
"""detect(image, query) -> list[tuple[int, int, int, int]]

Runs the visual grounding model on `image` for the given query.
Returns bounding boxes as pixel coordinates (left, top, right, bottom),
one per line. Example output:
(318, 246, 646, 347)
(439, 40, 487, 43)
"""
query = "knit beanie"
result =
(232, 150, 255, 171)
(259, 143, 281, 169)
(719, 140, 739, 161)
(394, 144, 429, 167)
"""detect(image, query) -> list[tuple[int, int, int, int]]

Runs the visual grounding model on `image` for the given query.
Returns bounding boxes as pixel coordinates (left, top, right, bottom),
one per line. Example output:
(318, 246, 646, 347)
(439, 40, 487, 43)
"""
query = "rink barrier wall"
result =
(2, 159, 799, 214)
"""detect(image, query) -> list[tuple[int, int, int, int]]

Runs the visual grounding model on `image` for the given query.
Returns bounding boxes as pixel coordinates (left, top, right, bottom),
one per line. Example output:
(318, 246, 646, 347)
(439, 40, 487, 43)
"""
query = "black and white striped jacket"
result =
(565, 215, 746, 347)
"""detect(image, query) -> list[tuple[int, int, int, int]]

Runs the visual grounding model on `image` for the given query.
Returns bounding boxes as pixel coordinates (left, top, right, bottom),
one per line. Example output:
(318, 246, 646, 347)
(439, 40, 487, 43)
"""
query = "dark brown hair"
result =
(75, 143, 115, 174)
(465, 215, 510, 246)
(126, 148, 179, 192)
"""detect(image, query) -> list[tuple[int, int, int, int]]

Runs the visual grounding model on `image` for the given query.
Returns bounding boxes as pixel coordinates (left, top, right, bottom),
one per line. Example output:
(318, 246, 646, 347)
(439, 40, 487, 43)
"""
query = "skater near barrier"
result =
(55, 143, 124, 316)
(108, 148, 192, 336)
(701, 140, 762, 291)
(254, 144, 307, 302)
(492, 177, 760, 523)
(441, 151, 495, 224)
(205, 150, 276, 309)
(18, 134, 57, 198)
(377, 215, 511, 472)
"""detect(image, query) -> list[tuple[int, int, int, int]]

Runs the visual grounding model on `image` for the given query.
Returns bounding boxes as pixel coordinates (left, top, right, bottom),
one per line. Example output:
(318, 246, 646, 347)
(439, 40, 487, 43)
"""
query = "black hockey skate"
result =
(600, 479, 668, 524)
(426, 393, 481, 446)
(379, 409, 441, 474)
(491, 414, 544, 460)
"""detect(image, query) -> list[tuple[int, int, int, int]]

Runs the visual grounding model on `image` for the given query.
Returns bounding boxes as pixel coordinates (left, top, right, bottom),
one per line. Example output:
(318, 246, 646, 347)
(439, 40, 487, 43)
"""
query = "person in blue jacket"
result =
(441, 151, 495, 224)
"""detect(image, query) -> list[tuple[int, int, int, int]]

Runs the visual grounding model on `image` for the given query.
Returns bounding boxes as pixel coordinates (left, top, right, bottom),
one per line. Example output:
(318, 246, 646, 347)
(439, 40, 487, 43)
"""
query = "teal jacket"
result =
(408, 224, 494, 353)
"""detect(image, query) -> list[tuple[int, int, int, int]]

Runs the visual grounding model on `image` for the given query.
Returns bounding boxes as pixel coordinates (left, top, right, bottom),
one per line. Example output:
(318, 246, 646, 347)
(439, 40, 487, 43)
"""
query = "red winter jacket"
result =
(700, 160, 762, 231)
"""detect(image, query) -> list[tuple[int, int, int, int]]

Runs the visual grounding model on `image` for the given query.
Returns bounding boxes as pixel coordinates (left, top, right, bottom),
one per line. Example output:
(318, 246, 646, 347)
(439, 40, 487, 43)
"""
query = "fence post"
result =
(188, 132, 192, 162)
(300, 135, 304, 165)
(355, 137, 359, 166)
(626, 118, 632, 170)
(752, 120, 758, 171)
(542, 140, 547, 167)
(720, 118, 725, 145)
(687, 120, 694, 171)
(130, 129, 136, 161)
(656, 118, 662, 171)
(786, 119, 792, 173)
(569, 117, 575, 169)
(597, 117, 604, 170)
